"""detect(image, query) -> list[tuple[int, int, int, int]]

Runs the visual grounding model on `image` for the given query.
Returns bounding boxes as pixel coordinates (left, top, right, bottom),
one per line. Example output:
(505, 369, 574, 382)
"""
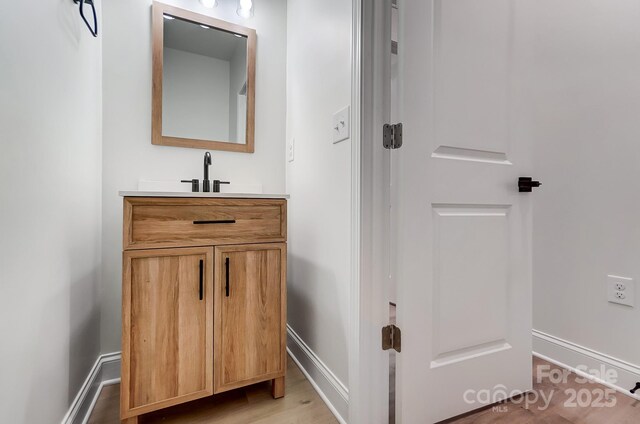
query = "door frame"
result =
(349, 0, 393, 423)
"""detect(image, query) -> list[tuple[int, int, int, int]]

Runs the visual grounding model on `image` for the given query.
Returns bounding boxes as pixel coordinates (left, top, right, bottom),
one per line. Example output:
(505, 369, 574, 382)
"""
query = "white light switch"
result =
(332, 106, 350, 144)
(288, 137, 295, 162)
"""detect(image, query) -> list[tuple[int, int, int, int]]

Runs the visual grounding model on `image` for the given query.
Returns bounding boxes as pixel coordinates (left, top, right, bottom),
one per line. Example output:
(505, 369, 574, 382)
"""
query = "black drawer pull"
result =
(225, 257, 230, 297)
(199, 259, 204, 301)
(193, 220, 236, 225)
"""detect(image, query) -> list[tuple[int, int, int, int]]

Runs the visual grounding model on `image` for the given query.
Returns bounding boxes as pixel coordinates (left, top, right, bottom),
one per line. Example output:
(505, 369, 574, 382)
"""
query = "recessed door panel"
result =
(432, 0, 513, 162)
(432, 205, 510, 367)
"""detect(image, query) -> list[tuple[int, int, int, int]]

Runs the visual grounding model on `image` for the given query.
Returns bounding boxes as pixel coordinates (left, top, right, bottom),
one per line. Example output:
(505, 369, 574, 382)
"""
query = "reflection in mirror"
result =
(163, 16, 248, 144)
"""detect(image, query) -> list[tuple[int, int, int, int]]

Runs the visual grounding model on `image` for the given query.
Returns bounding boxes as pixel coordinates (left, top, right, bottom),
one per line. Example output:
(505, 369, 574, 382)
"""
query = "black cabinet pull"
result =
(193, 220, 236, 225)
(199, 259, 204, 301)
(225, 257, 230, 297)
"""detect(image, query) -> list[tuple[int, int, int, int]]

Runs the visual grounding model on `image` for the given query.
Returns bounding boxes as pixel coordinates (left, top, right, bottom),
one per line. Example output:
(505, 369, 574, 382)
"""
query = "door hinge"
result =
(383, 123, 403, 149)
(382, 324, 402, 352)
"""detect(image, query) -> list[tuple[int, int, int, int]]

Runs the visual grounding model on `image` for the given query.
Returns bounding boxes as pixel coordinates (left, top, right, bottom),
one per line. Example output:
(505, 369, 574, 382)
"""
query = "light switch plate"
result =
(288, 137, 295, 162)
(607, 275, 635, 307)
(332, 106, 350, 144)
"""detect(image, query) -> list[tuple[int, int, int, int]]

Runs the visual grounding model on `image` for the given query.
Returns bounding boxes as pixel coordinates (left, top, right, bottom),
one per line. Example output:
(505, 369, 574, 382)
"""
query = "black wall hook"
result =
(74, 0, 98, 37)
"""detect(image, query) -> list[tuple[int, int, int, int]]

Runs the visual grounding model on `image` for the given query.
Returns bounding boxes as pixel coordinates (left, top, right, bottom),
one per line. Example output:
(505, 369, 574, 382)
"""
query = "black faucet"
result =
(203, 152, 212, 192)
(181, 151, 230, 193)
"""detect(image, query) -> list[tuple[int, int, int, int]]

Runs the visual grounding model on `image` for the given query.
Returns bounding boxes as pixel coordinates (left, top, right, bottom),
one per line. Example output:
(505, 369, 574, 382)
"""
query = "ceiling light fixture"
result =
(200, 0, 218, 9)
(237, 0, 254, 18)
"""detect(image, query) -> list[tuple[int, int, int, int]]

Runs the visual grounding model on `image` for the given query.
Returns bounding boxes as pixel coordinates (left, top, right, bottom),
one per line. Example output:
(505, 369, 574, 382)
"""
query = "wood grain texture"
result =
(214, 244, 287, 394)
(121, 247, 214, 419)
(271, 377, 285, 399)
(121, 197, 288, 419)
(151, 0, 163, 149)
(244, 29, 256, 153)
(151, 1, 256, 153)
(88, 357, 337, 424)
(123, 197, 287, 250)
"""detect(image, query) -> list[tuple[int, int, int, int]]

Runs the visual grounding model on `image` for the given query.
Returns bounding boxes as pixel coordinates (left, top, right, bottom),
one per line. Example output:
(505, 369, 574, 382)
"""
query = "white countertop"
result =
(119, 191, 289, 199)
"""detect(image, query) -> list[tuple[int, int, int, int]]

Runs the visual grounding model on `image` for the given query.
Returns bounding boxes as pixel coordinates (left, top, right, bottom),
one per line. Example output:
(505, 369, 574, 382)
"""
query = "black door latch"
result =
(518, 177, 542, 192)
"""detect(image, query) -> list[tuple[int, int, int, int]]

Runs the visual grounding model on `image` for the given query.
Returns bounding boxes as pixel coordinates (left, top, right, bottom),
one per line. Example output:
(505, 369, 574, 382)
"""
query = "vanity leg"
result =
(121, 417, 139, 424)
(271, 376, 285, 399)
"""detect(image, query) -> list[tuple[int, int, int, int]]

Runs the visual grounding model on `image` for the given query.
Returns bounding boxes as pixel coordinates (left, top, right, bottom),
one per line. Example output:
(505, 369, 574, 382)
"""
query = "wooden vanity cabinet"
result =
(120, 197, 287, 423)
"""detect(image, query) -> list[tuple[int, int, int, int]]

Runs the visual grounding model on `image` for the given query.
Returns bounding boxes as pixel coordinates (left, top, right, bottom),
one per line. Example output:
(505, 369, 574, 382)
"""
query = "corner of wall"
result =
(287, 326, 349, 424)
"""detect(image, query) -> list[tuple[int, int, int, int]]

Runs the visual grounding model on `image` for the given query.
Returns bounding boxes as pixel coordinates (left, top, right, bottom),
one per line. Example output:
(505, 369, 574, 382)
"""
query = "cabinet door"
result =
(121, 247, 213, 418)
(214, 243, 286, 393)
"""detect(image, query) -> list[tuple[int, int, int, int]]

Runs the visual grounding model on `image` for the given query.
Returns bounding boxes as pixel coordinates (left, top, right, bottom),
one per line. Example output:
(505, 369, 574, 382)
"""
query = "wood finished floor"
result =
(444, 357, 640, 424)
(89, 354, 640, 424)
(88, 356, 338, 424)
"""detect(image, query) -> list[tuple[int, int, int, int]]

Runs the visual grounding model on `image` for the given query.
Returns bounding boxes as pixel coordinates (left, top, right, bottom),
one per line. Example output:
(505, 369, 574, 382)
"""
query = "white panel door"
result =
(395, 0, 534, 422)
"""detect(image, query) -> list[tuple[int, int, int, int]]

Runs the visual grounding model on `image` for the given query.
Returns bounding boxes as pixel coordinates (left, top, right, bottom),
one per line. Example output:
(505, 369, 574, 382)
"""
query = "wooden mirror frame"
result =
(151, 1, 256, 153)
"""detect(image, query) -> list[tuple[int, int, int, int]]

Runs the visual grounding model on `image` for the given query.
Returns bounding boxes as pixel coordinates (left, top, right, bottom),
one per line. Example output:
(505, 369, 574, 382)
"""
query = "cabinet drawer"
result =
(123, 197, 287, 250)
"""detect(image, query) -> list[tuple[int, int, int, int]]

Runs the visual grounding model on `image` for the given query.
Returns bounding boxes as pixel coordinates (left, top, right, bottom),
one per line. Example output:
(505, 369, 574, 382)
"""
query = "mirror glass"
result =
(162, 15, 248, 144)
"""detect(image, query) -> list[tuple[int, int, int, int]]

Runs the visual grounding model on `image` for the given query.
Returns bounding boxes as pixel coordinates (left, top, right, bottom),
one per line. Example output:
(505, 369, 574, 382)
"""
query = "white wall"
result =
(101, 0, 287, 353)
(163, 47, 231, 140)
(286, 0, 352, 409)
(531, 0, 640, 367)
(0, 1, 102, 423)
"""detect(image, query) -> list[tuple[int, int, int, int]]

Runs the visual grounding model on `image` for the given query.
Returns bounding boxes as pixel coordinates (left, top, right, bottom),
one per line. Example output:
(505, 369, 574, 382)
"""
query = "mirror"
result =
(152, 2, 256, 153)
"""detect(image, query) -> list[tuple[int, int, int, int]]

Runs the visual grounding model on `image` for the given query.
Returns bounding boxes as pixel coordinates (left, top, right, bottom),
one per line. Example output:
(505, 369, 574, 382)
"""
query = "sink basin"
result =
(137, 179, 263, 194)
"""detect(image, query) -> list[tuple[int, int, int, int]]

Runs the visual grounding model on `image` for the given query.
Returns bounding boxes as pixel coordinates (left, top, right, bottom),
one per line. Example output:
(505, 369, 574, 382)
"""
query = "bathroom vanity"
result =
(119, 192, 288, 423)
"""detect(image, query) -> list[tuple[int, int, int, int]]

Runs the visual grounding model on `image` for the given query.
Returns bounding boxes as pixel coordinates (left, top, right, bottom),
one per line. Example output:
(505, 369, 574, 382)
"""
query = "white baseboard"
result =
(286, 325, 349, 424)
(64, 332, 351, 424)
(63, 332, 640, 424)
(533, 329, 640, 401)
(61, 352, 121, 424)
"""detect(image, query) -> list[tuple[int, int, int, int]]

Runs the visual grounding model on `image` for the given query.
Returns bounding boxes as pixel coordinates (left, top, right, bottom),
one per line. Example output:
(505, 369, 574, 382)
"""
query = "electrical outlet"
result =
(607, 275, 635, 307)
